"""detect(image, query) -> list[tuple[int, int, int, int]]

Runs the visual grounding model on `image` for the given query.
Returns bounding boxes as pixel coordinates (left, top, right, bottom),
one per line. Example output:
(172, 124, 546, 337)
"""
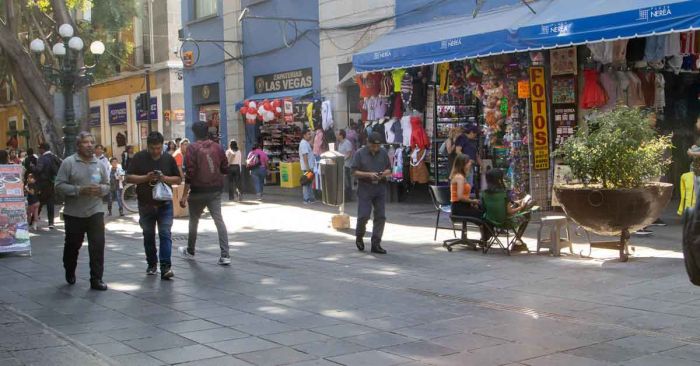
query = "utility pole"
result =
(145, 68, 152, 133)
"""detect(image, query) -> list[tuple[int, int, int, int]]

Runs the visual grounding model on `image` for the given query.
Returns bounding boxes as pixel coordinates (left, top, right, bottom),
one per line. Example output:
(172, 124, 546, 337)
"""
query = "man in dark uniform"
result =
(351, 132, 391, 254)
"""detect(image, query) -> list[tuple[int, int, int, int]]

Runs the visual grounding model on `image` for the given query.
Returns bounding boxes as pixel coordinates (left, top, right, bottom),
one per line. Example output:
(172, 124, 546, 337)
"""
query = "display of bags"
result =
(409, 147, 429, 184)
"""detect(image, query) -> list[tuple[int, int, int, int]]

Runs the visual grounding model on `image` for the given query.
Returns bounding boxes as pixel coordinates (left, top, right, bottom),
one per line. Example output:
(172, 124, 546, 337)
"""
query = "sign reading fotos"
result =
(0, 165, 30, 253)
(529, 67, 551, 171)
(254, 68, 313, 94)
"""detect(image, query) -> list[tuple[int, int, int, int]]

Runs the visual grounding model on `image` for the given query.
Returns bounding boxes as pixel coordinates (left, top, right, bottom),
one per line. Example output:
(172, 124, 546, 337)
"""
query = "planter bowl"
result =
(554, 183, 673, 237)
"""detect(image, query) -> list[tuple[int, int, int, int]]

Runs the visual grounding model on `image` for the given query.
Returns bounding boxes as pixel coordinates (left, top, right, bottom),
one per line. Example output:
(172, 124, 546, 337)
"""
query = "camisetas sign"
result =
(254, 68, 312, 94)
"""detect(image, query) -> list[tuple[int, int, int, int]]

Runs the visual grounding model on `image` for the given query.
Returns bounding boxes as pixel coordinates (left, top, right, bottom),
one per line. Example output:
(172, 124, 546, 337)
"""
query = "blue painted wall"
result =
(396, 0, 525, 28)
(181, 0, 227, 143)
(241, 0, 320, 98)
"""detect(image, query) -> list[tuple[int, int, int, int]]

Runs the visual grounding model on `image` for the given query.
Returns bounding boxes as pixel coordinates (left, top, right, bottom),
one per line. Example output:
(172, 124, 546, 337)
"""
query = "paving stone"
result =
(176, 355, 255, 365)
(261, 330, 331, 346)
(429, 332, 509, 351)
(345, 332, 417, 348)
(608, 334, 686, 354)
(381, 340, 459, 360)
(565, 343, 642, 363)
(234, 346, 317, 366)
(619, 354, 700, 366)
(181, 327, 249, 343)
(124, 333, 196, 352)
(312, 323, 377, 338)
(12, 345, 106, 366)
(207, 336, 280, 354)
(157, 319, 221, 333)
(69, 332, 115, 346)
(292, 339, 370, 357)
(89, 341, 139, 356)
(327, 350, 413, 366)
(112, 352, 165, 366)
(521, 353, 616, 366)
(148, 344, 225, 364)
(232, 320, 298, 336)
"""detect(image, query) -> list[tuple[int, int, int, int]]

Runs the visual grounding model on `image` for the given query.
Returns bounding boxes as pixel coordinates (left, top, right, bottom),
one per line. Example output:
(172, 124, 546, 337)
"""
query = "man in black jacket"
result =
(35, 143, 61, 229)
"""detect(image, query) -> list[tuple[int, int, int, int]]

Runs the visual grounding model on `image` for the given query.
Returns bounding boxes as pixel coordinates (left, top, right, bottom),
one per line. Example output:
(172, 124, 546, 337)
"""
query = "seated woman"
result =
(450, 153, 483, 218)
(480, 169, 531, 252)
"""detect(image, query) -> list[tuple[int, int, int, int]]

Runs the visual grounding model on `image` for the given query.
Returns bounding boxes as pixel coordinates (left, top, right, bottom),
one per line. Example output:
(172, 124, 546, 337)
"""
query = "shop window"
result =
(193, 0, 217, 19)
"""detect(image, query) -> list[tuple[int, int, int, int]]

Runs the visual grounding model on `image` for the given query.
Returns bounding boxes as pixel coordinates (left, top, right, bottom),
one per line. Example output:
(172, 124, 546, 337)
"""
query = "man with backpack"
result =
(35, 142, 62, 229)
(178, 121, 231, 265)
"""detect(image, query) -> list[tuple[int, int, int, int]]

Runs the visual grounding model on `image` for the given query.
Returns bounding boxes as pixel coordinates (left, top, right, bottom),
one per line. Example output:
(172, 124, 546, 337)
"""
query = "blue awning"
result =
(353, 0, 700, 72)
(236, 88, 314, 110)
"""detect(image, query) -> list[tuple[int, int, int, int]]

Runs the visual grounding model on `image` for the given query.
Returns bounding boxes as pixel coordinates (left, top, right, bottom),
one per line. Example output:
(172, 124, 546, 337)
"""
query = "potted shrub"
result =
(554, 107, 674, 261)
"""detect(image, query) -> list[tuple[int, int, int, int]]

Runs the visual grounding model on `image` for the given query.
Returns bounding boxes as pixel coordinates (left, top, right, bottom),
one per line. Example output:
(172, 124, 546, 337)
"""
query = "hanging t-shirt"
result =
(391, 118, 403, 144)
(437, 63, 450, 95)
(588, 42, 613, 64)
(612, 40, 628, 65)
(665, 33, 681, 57)
(321, 100, 334, 130)
(626, 37, 646, 62)
(644, 35, 666, 62)
(391, 69, 406, 93)
(626, 71, 646, 107)
(313, 129, 324, 156)
(636, 71, 656, 107)
(392, 93, 403, 119)
(400, 116, 412, 147)
(615, 71, 631, 106)
(681, 31, 697, 55)
(355, 73, 382, 98)
(412, 78, 428, 112)
(379, 73, 393, 97)
(655, 73, 666, 109)
(384, 119, 396, 144)
(599, 71, 618, 111)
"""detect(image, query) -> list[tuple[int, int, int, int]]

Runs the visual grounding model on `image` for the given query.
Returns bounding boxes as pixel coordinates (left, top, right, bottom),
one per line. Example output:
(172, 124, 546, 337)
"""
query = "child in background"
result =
(25, 173, 40, 230)
(108, 158, 125, 216)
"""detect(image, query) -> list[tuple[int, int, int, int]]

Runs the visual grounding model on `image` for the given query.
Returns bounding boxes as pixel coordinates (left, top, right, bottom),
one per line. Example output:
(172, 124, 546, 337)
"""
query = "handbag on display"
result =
(152, 181, 173, 201)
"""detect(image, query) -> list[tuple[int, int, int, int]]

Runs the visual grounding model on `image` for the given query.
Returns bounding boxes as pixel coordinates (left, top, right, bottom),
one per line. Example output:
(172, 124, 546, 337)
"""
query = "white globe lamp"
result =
(29, 39, 45, 53)
(52, 43, 66, 56)
(89, 41, 105, 55)
(68, 37, 84, 51)
(58, 24, 74, 38)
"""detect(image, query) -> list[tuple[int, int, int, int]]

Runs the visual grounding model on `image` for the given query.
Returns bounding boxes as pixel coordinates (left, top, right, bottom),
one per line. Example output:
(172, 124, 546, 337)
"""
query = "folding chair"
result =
(482, 207, 539, 255)
(428, 185, 457, 241)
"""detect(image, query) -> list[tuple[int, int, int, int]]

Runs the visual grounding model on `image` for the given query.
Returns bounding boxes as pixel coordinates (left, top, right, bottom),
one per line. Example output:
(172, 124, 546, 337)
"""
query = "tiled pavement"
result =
(1, 192, 700, 365)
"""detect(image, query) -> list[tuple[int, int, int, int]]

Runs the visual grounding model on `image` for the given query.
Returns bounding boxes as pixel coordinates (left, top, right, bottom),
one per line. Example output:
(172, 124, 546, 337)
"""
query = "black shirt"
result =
(126, 150, 179, 206)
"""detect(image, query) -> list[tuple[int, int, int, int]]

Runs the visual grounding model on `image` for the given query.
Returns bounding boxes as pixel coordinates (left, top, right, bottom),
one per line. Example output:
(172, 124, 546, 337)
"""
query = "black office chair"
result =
(428, 185, 456, 241)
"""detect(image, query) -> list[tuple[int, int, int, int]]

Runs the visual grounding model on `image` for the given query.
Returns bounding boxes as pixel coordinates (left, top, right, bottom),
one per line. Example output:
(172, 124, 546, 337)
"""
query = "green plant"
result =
(555, 106, 672, 189)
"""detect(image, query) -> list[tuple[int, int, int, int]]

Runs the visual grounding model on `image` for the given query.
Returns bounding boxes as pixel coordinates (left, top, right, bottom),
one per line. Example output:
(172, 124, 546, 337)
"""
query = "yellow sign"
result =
(517, 80, 530, 99)
(529, 67, 550, 170)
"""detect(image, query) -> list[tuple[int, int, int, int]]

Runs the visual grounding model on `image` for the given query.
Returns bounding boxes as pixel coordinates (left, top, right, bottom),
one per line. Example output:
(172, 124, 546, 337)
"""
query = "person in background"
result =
(450, 153, 483, 218)
(9, 149, 20, 164)
(94, 144, 110, 176)
(346, 120, 359, 150)
(166, 140, 177, 155)
(246, 143, 269, 201)
(23, 148, 38, 183)
(179, 121, 231, 265)
(313, 127, 325, 160)
(35, 142, 61, 229)
(444, 126, 463, 181)
(480, 169, 531, 252)
(127, 132, 181, 279)
(55, 131, 110, 291)
(687, 116, 700, 197)
(175, 137, 182, 148)
(225, 140, 243, 201)
(0, 150, 8, 164)
(107, 158, 125, 217)
(299, 129, 316, 204)
(172, 138, 189, 173)
(121, 145, 134, 171)
(352, 132, 391, 254)
(337, 129, 354, 202)
(455, 125, 482, 184)
(25, 173, 40, 231)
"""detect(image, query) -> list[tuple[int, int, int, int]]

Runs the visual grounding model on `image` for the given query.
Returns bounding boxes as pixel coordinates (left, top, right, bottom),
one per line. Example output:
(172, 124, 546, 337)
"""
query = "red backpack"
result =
(187, 140, 226, 188)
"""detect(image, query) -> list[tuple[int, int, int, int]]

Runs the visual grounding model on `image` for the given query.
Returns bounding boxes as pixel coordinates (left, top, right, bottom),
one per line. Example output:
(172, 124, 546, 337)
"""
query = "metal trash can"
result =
(320, 150, 345, 206)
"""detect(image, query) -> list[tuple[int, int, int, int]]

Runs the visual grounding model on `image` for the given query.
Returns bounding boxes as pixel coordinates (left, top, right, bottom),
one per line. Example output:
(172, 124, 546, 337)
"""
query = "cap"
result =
(368, 132, 383, 144)
(465, 124, 479, 134)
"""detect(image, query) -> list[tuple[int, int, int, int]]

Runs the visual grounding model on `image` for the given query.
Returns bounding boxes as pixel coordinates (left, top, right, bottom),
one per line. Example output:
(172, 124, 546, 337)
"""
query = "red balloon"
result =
(263, 101, 272, 111)
(240, 106, 249, 115)
(273, 100, 282, 108)
(243, 99, 249, 106)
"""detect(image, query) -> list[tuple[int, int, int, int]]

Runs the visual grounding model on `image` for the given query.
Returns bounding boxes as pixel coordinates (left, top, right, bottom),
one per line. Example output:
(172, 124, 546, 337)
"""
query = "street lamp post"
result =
(30, 24, 105, 157)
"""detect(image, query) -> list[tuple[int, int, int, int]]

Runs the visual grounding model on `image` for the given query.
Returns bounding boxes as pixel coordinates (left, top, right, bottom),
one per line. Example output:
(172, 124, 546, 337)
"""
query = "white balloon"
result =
(249, 101, 257, 109)
(275, 107, 282, 113)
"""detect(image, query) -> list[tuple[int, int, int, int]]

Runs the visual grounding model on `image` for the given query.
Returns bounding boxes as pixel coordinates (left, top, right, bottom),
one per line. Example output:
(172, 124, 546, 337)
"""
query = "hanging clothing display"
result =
(379, 73, 393, 97)
(392, 93, 403, 119)
(681, 31, 697, 55)
(409, 116, 430, 149)
(581, 69, 607, 109)
(588, 42, 613, 64)
(400, 116, 412, 147)
(409, 147, 429, 184)
(401, 73, 413, 108)
(306, 103, 315, 130)
(655, 73, 666, 109)
(612, 40, 628, 65)
(614, 70, 631, 106)
(437, 63, 450, 94)
(391, 118, 404, 144)
(384, 119, 396, 143)
(637, 71, 656, 107)
(626, 37, 646, 62)
(679, 171, 696, 215)
(626, 71, 646, 107)
(321, 100, 334, 130)
(391, 147, 404, 182)
(391, 69, 406, 92)
(599, 70, 618, 111)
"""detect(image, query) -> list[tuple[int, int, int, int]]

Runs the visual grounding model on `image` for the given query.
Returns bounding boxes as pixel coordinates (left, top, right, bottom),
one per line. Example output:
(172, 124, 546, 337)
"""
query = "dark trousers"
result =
(139, 202, 174, 266)
(344, 167, 353, 202)
(228, 166, 242, 200)
(40, 201, 55, 225)
(356, 183, 387, 246)
(63, 213, 105, 281)
(187, 191, 230, 257)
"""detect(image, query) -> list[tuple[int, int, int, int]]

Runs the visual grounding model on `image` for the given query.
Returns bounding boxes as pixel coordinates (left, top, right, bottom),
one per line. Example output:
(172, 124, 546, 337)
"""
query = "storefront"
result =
(88, 105, 102, 145)
(192, 83, 222, 143)
(351, 0, 700, 207)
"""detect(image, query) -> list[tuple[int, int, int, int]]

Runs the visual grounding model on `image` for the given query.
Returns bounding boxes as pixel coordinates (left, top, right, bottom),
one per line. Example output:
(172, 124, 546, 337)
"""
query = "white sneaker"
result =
(178, 247, 195, 260)
(32, 223, 38, 231)
(218, 256, 231, 265)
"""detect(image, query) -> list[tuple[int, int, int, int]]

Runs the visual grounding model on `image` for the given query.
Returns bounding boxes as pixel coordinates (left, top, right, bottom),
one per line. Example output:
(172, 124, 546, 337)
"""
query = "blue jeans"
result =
(245, 123, 258, 153)
(303, 183, 314, 202)
(108, 189, 123, 212)
(251, 166, 266, 195)
(139, 202, 174, 266)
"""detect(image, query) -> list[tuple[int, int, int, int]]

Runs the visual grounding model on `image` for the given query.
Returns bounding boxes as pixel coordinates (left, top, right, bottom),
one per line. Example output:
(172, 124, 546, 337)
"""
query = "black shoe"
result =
(108, 209, 112, 216)
(160, 265, 174, 280)
(119, 210, 124, 217)
(65, 272, 76, 285)
(90, 280, 108, 291)
(355, 237, 365, 251)
(146, 265, 158, 275)
(371, 245, 387, 254)
(634, 228, 653, 236)
(650, 219, 667, 227)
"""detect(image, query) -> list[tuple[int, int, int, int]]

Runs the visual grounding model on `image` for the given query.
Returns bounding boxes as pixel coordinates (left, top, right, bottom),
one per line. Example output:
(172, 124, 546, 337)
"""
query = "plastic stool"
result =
(536, 215, 573, 256)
